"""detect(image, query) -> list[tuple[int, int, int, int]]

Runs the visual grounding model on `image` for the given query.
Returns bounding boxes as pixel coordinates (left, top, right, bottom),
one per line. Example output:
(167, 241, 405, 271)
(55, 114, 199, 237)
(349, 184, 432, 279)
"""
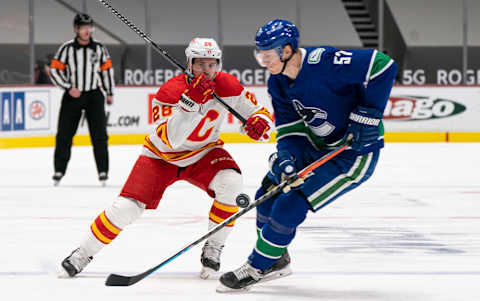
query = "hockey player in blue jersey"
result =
(217, 19, 397, 292)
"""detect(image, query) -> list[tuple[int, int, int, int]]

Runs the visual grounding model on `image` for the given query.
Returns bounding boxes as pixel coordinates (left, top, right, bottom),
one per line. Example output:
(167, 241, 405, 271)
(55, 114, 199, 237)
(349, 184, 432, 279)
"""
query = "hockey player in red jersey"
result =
(59, 38, 273, 279)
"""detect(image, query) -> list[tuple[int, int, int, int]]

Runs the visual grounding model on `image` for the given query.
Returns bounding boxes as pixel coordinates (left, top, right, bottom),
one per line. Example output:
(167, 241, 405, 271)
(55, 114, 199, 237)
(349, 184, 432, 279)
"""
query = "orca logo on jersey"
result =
(293, 99, 335, 137)
(293, 99, 327, 122)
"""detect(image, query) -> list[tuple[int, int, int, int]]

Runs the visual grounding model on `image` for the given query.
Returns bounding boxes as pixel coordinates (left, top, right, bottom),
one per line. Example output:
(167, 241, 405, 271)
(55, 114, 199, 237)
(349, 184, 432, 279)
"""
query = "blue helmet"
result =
(255, 19, 299, 51)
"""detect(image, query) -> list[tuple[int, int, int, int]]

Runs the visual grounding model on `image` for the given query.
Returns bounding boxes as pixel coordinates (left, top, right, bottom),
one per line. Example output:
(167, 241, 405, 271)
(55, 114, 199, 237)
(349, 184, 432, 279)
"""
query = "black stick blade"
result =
(105, 273, 142, 286)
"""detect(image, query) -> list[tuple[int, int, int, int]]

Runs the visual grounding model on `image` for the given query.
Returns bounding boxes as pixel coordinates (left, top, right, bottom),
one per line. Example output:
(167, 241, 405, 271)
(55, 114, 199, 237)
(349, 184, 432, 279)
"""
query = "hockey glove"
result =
(244, 115, 271, 141)
(346, 105, 383, 152)
(267, 150, 301, 186)
(179, 73, 215, 112)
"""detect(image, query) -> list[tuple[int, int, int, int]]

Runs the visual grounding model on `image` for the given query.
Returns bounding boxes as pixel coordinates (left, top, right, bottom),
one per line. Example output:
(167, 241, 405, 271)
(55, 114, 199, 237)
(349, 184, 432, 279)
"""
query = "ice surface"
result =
(1, 143, 479, 300)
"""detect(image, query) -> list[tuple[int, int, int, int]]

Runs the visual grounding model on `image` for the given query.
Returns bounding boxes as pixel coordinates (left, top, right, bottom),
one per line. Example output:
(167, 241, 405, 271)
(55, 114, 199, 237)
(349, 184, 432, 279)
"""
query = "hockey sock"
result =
(255, 186, 275, 231)
(248, 218, 294, 271)
(207, 169, 242, 245)
(207, 199, 238, 244)
(249, 192, 309, 271)
(255, 174, 279, 232)
(80, 197, 145, 257)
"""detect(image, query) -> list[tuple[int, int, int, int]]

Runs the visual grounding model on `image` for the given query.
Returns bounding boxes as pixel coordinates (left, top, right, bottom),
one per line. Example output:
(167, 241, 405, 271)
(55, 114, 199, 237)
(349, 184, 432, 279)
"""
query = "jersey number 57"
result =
(333, 50, 352, 65)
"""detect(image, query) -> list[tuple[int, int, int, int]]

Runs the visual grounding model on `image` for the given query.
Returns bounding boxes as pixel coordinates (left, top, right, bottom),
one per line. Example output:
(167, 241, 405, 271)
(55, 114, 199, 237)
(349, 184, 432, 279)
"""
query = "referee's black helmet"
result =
(74, 13, 93, 27)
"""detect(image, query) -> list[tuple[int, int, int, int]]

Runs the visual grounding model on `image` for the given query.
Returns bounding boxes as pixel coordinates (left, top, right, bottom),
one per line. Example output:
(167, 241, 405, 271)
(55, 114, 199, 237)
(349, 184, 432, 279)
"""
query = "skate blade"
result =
(53, 180, 60, 187)
(200, 266, 215, 279)
(216, 266, 292, 293)
(100, 180, 106, 187)
(216, 283, 252, 293)
(258, 265, 292, 284)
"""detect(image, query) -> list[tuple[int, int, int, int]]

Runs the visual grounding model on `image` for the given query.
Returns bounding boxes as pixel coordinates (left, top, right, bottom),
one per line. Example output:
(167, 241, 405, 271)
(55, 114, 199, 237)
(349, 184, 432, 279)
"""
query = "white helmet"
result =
(185, 38, 222, 73)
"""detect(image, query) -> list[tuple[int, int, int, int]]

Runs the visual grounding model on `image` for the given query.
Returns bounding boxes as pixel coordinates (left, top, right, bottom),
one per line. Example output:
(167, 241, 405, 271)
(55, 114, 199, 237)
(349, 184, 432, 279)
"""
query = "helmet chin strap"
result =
(280, 48, 296, 74)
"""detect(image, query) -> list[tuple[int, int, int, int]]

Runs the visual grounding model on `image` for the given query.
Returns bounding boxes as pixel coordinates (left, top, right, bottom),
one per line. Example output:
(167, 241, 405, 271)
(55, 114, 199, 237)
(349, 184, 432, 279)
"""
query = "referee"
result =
(50, 13, 114, 186)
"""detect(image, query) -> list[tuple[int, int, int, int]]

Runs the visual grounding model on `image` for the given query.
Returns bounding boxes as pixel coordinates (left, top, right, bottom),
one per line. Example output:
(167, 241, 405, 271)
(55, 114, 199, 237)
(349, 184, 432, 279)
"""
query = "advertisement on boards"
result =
(1, 89, 51, 133)
(1, 85, 480, 140)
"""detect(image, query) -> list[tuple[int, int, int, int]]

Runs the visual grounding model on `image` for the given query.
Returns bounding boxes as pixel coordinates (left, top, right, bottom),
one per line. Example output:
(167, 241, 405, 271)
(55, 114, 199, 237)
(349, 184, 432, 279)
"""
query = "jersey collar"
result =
(73, 37, 97, 50)
(298, 48, 307, 72)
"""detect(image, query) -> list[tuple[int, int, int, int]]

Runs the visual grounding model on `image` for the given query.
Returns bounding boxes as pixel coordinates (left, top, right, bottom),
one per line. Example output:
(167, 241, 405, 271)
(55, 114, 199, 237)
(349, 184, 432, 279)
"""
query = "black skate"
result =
(98, 172, 108, 187)
(259, 249, 292, 284)
(59, 248, 92, 278)
(200, 241, 224, 279)
(52, 172, 64, 186)
(216, 250, 292, 293)
(216, 263, 263, 292)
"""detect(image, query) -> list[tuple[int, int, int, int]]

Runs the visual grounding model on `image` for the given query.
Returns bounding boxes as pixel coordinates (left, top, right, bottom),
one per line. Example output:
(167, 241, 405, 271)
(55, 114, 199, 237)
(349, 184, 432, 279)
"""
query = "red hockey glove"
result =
(179, 74, 216, 112)
(244, 115, 270, 141)
(185, 74, 216, 104)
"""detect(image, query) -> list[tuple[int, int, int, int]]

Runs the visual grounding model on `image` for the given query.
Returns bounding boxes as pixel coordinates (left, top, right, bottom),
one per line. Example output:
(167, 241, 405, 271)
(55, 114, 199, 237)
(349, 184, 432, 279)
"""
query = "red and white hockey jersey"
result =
(143, 72, 273, 167)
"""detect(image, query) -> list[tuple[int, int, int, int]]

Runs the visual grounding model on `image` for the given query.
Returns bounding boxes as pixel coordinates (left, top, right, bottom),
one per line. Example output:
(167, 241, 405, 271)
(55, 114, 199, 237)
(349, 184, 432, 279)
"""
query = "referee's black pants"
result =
(54, 89, 109, 175)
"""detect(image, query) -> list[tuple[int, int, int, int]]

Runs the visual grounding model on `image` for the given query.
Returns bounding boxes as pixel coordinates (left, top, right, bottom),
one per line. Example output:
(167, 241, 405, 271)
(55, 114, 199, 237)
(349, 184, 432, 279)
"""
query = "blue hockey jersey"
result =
(269, 46, 396, 156)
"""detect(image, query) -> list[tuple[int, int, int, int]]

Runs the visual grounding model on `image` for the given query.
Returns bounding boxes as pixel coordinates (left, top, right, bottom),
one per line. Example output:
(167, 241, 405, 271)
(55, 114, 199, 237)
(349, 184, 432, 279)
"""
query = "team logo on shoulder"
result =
(308, 48, 325, 64)
(292, 99, 334, 137)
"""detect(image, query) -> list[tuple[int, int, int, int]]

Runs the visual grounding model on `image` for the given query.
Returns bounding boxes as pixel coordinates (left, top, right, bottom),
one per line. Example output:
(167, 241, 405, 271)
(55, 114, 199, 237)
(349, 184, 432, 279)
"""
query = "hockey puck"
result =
(235, 193, 250, 208)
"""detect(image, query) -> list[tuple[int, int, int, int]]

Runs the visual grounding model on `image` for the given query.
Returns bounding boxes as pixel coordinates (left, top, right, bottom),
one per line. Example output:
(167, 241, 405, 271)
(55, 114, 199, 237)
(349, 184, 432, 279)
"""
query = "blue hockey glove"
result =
(267, 151, 297, 185)
(347, 106, 383, 151)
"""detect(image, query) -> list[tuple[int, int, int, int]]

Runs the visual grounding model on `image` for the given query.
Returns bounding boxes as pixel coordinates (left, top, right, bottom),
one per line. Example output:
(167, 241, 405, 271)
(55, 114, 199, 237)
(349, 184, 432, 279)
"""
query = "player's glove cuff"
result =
(349, 106, 382, 126)
(347, 106, 383, 151)
(178, 94, 202, 113)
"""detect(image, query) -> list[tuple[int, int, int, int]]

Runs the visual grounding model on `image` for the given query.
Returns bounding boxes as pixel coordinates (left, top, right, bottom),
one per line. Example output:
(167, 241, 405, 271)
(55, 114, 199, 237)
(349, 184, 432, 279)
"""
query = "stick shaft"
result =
(97, 0, 247, 124)
(105, 143, 348, 286)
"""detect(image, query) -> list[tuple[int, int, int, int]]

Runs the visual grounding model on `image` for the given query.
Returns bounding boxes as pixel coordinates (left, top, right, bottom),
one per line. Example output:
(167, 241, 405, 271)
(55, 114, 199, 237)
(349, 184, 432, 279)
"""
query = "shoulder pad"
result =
(213, 72, 244, 98)
(154, 74, 188, 105)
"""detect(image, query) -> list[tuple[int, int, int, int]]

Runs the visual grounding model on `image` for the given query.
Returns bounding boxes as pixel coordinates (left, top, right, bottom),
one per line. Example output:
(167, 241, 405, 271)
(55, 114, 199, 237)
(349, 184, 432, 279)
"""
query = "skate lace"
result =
(203, 242, 224, 262)
(233, 263, 262, 281)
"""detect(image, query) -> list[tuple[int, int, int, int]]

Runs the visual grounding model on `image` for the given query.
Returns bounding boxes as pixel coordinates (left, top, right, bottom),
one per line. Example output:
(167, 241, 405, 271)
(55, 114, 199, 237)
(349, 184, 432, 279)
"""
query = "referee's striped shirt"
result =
(50, 38, 115, 95)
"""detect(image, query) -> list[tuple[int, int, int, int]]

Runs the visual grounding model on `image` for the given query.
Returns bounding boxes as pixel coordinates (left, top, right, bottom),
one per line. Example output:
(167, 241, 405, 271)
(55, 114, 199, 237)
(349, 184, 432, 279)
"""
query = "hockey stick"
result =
(97, 0, 248, 125)
(105, 143, 349, 286)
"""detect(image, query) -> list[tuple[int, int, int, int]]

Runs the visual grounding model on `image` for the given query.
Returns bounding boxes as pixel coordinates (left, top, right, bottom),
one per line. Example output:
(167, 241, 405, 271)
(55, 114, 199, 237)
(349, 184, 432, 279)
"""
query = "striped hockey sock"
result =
(80, 210, 123, 256)
(207, 200, 238, 244)
(90, 210, 122, 244)
(79, 197, 145, 257)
